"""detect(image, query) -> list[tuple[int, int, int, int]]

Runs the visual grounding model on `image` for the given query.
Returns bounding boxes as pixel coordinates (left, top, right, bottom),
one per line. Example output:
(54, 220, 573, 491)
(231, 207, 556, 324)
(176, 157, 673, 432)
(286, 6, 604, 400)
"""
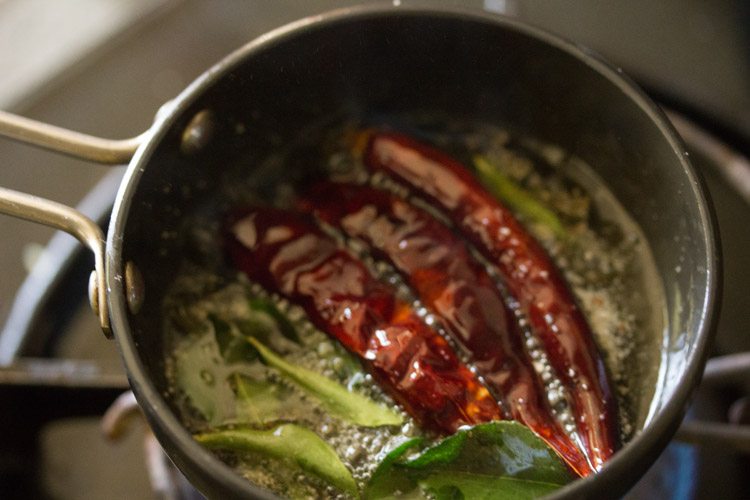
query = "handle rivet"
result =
(180, 109, 215, 155)
(125, 261, 145, 315)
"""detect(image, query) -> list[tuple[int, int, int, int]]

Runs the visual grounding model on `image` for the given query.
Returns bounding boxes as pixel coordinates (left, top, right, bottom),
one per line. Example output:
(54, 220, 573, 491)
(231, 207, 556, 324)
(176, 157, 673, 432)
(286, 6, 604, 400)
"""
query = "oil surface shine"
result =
(162, 119, 665, 498)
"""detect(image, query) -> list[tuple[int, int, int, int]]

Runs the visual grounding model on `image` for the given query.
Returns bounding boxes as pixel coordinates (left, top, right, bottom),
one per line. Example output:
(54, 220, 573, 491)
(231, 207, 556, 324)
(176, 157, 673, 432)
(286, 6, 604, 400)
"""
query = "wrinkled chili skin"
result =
(301, 182, 592, 476)
(365, 131, 619, 470)
(225, 207, 502, 434)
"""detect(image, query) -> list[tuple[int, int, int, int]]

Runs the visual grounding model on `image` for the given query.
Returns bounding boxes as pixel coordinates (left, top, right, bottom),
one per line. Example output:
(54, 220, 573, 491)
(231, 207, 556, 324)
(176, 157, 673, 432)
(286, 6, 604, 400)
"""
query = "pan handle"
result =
(0, 106, 166, 336)
(0, 186, 110, 337)
(0, 110, 146, 164)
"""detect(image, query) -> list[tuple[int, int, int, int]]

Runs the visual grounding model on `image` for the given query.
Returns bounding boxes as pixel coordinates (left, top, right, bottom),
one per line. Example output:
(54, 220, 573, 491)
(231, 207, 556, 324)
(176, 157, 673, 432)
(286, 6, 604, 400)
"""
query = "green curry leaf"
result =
(232, 373, 291, 426)
(246, 297, 300, 343)
(195, 424, 358, 497)
(473, 155, 566, 239)
(247, 337, 403, 427)
(210, 314, 259, 364)
(173, 331, 236, 426)
(401, 421, 572, 484)
(365, 438, 424, 500)
(365, 421, 573, 499)
(420, 472, 563, 500)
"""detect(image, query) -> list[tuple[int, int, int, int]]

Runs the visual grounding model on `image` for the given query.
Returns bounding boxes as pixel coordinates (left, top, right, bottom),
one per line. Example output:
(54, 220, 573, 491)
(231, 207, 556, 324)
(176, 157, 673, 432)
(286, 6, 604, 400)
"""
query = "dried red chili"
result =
(364, 131, 618, 470)
(301, 182, 592, 475)
(225, 207, 502, 434)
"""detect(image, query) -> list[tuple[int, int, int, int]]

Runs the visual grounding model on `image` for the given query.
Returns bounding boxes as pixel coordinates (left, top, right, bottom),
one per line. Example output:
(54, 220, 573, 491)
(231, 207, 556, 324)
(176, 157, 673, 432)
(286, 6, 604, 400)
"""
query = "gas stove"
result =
(0, 1, 748, 499)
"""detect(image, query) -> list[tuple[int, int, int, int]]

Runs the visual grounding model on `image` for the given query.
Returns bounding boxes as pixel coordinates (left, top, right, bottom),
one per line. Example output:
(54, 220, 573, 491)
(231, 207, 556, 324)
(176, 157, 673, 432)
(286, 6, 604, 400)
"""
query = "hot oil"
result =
(162, 119, 666, 498)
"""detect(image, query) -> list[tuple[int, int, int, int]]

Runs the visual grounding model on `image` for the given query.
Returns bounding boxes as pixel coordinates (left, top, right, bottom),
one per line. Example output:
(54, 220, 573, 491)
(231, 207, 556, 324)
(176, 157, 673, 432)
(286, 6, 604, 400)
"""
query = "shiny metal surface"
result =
(124, 261, 145, 315)
(0, 186, 109, 335)
(667, 110, 750, 205)
(0, 110, 144, 164)
(675, 352, 750, 453)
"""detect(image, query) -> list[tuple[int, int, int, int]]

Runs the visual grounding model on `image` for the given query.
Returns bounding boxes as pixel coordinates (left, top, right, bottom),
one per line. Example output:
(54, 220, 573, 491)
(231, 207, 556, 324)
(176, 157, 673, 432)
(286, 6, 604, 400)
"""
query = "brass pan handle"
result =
(0, 110, 145, 164)
(0, 186, 110, 336)
(0, 109, 153, 336)
(0, 102, 197, 338)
